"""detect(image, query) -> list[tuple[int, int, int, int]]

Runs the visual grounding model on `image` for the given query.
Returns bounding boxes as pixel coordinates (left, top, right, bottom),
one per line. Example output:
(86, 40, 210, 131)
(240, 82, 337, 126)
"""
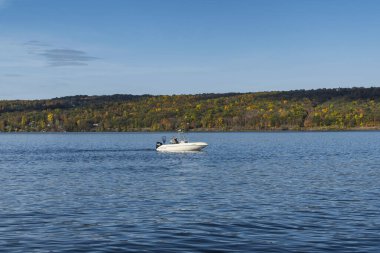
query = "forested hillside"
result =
(1, 87, 380, 132)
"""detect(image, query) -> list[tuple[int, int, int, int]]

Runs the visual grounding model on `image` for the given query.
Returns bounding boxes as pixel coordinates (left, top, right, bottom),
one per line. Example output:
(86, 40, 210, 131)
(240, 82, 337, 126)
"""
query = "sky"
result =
(1, 0, 380, 99)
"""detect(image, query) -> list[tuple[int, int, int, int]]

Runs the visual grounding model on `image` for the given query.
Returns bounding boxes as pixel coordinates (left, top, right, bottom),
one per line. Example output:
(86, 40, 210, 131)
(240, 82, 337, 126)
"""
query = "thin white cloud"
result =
(39, 48, 99, 67)
(0, 39, 44, 68)
(23, 40, 99, 67)
(3, 73, 22, 77)
(24, 40, 51, 48)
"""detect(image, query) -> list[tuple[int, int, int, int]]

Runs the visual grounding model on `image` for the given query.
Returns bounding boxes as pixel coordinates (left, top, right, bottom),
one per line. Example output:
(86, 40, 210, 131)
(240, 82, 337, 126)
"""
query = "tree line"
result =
(1, 87, 380, 132)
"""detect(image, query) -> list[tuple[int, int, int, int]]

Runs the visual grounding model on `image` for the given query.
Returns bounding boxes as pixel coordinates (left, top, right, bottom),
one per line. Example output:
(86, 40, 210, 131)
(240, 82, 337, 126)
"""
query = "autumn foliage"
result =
(1, 87, 380, 132)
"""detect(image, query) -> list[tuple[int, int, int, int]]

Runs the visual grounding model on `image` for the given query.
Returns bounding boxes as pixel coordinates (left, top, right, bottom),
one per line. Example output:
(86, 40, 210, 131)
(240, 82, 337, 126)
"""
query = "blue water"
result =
(1, 132, 380, 252)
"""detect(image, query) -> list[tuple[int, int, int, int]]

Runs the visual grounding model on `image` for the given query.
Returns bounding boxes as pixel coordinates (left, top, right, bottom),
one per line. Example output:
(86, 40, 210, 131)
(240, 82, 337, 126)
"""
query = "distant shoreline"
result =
(2, 127, 380, 133)
(1, 87, 380, 132)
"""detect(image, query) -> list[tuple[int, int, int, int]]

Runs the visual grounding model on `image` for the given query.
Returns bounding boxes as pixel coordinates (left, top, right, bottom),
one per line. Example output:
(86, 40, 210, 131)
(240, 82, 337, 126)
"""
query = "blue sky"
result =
(1, 0, 380, 99)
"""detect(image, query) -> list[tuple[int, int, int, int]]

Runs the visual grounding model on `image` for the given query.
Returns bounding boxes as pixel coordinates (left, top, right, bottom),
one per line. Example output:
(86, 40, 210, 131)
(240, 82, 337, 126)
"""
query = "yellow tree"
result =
(47, 113, 54, 123)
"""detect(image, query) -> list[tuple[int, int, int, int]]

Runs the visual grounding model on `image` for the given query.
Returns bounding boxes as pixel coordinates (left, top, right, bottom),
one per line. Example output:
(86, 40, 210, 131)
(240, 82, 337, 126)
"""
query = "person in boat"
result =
(171, 137, 179, 144)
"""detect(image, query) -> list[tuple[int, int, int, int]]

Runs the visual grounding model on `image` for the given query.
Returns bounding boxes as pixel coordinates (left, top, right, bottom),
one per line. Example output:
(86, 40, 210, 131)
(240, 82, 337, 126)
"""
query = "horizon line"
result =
(1, 86, 378, 101)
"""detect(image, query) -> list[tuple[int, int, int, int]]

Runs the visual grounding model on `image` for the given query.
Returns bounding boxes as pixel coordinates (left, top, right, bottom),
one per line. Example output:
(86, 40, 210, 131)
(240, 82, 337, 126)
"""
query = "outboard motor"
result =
(156, 142, 162, 149)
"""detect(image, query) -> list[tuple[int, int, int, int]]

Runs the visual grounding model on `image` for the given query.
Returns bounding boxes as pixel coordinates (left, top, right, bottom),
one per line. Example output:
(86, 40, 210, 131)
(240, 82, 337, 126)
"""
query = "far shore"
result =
(2, 127, 380, 133)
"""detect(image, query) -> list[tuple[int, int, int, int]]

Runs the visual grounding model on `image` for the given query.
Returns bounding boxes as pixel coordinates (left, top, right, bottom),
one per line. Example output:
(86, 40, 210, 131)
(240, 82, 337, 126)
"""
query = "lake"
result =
(1, 132, 380, 252)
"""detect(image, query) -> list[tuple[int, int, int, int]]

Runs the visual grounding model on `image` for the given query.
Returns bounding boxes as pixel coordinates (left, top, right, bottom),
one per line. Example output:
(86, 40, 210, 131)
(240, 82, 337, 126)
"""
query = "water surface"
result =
(1, 132, 380, 252)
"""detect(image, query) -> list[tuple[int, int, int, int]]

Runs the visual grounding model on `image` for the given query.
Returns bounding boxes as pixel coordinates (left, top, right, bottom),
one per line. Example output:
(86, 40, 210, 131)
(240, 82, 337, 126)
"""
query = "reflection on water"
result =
(1, 132, 380, 252)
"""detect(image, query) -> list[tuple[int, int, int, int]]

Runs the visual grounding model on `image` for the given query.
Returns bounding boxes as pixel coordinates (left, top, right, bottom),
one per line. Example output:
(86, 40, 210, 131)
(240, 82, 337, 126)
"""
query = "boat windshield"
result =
(170, 130, 188, 144)
(177, 130, 188, 143)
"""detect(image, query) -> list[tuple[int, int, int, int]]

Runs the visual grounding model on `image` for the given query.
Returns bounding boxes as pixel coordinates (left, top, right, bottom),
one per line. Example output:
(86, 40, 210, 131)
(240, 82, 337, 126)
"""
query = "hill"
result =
(1, 87, 380, 132)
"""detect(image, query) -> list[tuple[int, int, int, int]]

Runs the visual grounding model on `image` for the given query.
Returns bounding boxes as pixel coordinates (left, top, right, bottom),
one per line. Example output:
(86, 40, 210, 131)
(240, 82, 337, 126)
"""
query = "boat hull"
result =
(156, 142, 208, 152)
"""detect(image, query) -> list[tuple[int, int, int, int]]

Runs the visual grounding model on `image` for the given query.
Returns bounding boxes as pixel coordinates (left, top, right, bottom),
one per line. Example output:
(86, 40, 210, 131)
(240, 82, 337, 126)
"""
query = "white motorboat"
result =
(156, 130, 208, 152)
